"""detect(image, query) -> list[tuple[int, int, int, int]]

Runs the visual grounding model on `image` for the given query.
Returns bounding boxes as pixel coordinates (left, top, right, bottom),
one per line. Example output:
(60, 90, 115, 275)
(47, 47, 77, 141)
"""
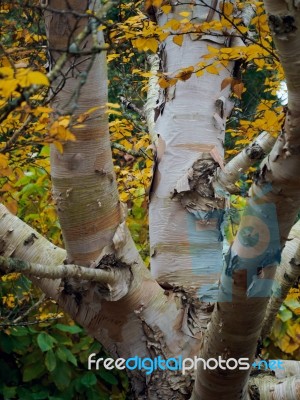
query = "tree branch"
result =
(144, 54, 160, 144)
(120, 96, 145, 119)
(216, 131, 277, 193)
(0, 256, 120, 284)
(13, 293, 46, 323)
(111, 141, 145, 157)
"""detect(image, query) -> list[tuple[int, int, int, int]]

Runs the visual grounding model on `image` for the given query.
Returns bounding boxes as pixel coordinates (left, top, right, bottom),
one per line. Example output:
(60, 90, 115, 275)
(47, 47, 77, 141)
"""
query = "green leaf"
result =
(31, 389, 49, 399)
(0, 333, 14, 354)
(55, 347, 67, 362)
(10, 335, 31, 352)
(72, 336, 94, 354)
(51, 332, 73, 346)
(56, 346, 77, 366)
(10, 326, 29, 336)
(45, 349, 57, 372)
(81, 372, 97, 387)
(21, 349, 42, 365)
(100, 369, 118, 385)
(37, 332, 57, 352)
(284, 298, 300, 310)
(278, 307, 293, 322)
(16, 388, 35, 400)
(23, 362, 45, 382)
(48, 397, 65, 400)
(51, 361, 72, 390)
(2, 385, 17, 399)
(54, 323, 82, 334)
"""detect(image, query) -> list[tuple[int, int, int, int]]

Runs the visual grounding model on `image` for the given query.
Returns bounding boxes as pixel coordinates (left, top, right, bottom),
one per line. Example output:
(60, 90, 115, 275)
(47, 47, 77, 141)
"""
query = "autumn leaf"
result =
(132, 38, 158, 53)
(206, 64, 219, 75)
(233, 82, 244, 99)
(16, 69, 49, 87)
(179, 11, 190, 17)
(173, 35, 183, 46)
(221, 77, 233, 90)
(161, 5, 171, 14)
(0, 154, 9, 169)
(158, 76, 177, 88)
(223, 2, 234, 16)
(176, 66, 194, 81)
(54, 141, 64, 153)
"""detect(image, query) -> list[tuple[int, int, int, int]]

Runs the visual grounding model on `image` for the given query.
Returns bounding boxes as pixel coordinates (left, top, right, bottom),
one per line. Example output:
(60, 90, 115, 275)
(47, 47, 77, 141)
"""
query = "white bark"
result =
(149, 1, 234, 295)
(0, 256, 124, 285)
(216, 131, 277, 193)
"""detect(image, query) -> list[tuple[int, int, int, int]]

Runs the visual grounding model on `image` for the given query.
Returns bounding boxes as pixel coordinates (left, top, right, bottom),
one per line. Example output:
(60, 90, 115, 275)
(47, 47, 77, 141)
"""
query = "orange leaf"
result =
(176, 66, 194, 81)
(233, 82, 244, 99)
(221, 77, 233, 90)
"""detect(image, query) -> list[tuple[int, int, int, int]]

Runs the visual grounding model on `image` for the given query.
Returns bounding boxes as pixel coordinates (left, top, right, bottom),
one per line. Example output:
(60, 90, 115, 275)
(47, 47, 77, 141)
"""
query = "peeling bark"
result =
(149, 0, 235, 293)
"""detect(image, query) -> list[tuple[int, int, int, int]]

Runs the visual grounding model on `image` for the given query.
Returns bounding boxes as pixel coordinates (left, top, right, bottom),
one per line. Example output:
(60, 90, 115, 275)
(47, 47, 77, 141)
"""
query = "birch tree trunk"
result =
(149, 0, 234, 300)
(192, 1, 300, 398)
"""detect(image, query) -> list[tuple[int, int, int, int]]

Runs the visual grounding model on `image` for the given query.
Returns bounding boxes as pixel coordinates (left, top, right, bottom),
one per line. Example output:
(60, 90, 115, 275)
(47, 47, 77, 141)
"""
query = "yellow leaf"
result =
(5, 199, 18, 215)
(173, 35, 183, 46)
(107, 54, 120, 62)
(0, 67, 14, 78)
(238, 26, 248, 34)
(161, 5, 171, 14)
(133, 38, 158, 53)
(206, 65, 219, 75)
(196, 69, 204, 77)
(223, 2, 234, 15)
(54, 141, 64, 153)
(34, 106, 52, 114)
(207, 45, 219, 54)
(58, 117, 70, 127)
(27, 71, 49, 86)
(106, 109, 122, 116)
(0, 154, 9, 169)
(152, 0, 163, 6)
(226, 149, 238, 155)
(0, 79, 18, 97)
(120, 191, 129, 202)
(254, 58, 265, 69)
(16, 69, 49, 87)
(106, 103, 120, 109)
(179, 11, 190, 17)
(166, 19, 181, 31)
(145, 38, 159, 53)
